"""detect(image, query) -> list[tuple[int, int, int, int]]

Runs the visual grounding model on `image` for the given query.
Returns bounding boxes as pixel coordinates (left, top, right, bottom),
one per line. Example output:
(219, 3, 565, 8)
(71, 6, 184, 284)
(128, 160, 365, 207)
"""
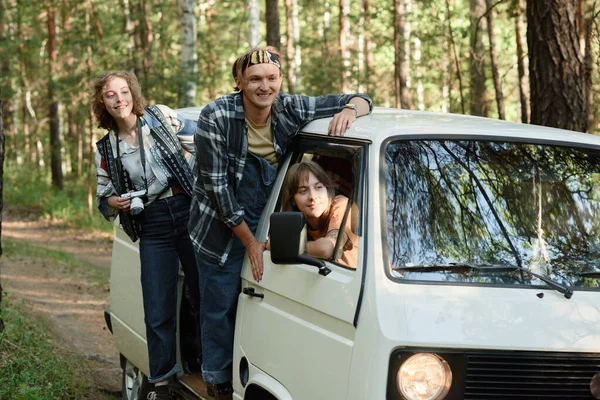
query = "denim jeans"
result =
(138, 193, 200, 384)
(198, 153, 277, 384)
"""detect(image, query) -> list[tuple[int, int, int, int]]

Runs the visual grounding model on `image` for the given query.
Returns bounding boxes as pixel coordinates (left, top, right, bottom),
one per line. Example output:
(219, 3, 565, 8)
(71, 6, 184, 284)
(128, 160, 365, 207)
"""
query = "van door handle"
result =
(242, 287, 264, 299)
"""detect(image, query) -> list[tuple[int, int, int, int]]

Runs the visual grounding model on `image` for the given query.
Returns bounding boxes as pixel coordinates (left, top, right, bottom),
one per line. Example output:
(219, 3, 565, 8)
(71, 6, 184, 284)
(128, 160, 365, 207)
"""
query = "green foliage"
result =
(0, 295, 89, 400)
(4, 163, 113, 233)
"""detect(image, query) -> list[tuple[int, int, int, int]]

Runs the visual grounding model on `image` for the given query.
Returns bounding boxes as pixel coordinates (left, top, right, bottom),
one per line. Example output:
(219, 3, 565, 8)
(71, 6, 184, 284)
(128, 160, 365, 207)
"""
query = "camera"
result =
(121, 189, 147, 216)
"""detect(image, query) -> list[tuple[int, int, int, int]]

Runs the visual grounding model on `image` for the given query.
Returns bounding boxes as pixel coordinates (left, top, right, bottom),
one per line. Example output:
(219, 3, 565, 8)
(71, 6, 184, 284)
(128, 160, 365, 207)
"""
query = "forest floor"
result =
(0, 208, 121, 399)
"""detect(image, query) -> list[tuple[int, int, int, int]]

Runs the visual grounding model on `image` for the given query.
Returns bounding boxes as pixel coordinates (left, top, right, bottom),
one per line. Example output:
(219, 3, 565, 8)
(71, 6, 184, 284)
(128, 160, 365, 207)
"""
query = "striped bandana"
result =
(241, 50, 281, 74)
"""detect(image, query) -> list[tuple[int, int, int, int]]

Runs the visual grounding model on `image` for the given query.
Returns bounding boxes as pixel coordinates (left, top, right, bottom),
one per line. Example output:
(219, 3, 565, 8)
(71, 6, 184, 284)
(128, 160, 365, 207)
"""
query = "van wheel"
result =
(121, 357, 151, 400)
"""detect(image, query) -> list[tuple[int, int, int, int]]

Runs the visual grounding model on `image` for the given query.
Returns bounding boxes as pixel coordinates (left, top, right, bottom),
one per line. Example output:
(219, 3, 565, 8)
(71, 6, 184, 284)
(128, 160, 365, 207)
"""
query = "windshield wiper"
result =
(395, 262, 573, 299)
(482, 263, 573, 299)
(393, 263, 477, 272)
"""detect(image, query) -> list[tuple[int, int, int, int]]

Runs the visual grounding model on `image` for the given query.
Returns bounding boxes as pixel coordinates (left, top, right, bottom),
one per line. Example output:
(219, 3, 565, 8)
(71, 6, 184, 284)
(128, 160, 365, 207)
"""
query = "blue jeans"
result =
(198, 154, 276, 384)
(138, 193, 200, 384)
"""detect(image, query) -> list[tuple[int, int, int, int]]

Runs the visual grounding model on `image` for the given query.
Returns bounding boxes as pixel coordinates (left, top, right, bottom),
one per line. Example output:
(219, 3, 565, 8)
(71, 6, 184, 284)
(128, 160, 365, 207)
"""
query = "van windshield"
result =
(384, 140, 600, 290)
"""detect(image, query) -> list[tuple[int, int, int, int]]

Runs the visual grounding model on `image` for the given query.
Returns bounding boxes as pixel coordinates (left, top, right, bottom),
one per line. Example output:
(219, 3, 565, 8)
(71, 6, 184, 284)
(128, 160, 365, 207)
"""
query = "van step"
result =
(179, 374, 210, 399)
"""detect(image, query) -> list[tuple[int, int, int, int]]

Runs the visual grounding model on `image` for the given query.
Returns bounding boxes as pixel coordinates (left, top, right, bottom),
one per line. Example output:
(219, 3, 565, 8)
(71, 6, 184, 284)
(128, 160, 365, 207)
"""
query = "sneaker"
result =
(206, 381, 233, 400)
(147, 384, 173, 400)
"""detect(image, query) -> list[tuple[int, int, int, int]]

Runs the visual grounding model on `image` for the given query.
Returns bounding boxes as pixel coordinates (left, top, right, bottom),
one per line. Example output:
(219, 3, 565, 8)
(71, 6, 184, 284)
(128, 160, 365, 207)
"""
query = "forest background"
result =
(0, 1, 599, 389)
(0, 0, 599, 220)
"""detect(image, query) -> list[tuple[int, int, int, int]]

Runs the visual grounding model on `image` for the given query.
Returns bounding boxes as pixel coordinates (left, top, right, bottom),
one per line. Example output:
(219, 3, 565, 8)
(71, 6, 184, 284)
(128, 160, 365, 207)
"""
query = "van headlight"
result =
(397, 353, 452, 400)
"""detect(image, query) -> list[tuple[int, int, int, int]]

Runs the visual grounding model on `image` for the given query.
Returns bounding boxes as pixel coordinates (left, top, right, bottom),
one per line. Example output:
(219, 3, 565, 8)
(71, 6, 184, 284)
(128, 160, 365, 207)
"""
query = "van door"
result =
(236, 137, 368, 400)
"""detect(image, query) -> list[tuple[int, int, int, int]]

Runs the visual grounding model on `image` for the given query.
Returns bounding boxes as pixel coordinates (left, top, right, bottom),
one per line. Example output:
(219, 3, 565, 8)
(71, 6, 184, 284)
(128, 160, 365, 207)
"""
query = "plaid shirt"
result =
(188, 91, 372, 266)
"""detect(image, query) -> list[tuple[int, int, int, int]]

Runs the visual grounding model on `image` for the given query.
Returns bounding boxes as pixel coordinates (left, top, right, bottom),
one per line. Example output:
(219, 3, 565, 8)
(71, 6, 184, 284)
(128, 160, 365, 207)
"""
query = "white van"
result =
(105, 107, 600, 400)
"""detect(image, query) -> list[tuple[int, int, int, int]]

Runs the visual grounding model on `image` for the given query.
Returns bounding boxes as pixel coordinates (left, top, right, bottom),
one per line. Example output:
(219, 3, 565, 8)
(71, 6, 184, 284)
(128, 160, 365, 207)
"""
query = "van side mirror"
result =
(269, 212, 331, 276)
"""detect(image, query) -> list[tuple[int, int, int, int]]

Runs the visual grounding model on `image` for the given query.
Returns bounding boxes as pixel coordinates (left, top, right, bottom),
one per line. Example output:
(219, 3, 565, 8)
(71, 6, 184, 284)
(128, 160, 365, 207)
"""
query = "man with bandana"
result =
(188, 46, 372, 399)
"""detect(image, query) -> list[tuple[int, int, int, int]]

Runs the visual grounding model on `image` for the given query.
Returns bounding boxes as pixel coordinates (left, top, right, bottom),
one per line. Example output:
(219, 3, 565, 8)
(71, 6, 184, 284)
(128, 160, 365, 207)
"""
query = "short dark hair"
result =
(282, 160, 337, 212)
(232, 46, 283, 91)
(91, 71, 147, 130)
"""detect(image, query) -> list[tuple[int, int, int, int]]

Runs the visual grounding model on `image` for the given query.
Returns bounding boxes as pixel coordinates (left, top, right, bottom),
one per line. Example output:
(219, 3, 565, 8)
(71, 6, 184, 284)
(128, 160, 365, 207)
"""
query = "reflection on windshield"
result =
(385, 140, 600, 289)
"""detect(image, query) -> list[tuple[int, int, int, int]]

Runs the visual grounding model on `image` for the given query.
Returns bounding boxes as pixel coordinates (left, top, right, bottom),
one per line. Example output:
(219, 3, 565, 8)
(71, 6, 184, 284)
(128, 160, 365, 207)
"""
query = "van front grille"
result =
(464, 352, 600, 399)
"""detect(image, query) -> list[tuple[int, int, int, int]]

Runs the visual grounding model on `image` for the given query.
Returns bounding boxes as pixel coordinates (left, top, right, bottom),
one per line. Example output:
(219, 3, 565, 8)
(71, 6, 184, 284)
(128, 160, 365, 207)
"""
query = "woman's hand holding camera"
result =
(108, 194, 131, 212)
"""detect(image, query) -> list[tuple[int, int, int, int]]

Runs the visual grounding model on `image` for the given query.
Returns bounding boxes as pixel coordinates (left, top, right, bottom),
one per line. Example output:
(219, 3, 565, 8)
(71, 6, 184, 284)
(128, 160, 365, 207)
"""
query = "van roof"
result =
(177, 106, 600, 148)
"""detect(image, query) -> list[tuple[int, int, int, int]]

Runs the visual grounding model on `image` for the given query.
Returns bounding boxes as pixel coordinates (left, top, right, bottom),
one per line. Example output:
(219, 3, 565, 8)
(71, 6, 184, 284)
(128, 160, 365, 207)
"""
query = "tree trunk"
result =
(248, 0, 260, 47)
(61, 0, 75, 176)
(47, 0, 63, 190)
(403, 0, 412, 107)
(0, 2, 10, 174)
(4, 1, 17, 164)
(17, 1, 34, 163)
(203, 0, 217, 99)
(317, 2, 335, 93)
(86, 0, 104, 39)
(445, 0, 465, 114)
(441, 35, 450, 113)
(414, 37, 425, 110)
(0, 97, 4, 333)
(285, 0, 294, 92)
(527, 0, 586, 132)
(130, 1, 143, 78)
(393, 0, 408, 108)
(65, 110, 76, 175)
(86, 1, 95, 214)
(338, 0, 350, 93)
(361, 0, 374, 95)
(179, 0, 197, 107)
(266, 0, 281, 49)
(514, 0, 528, 123)
(576, 0, 586, 54)
(22, 101, 30, 162)
(584, 15, 593, 133)
(77, 109, 84, 176)
(123, 0, 136, 73)
(87, 108, 95, 214)
(142, 0, 154, 76)
(469, 0, 488, 117)
(284, 0, 300, 93)
(133, 0, 154, 83)
(485, 0, 505, 119)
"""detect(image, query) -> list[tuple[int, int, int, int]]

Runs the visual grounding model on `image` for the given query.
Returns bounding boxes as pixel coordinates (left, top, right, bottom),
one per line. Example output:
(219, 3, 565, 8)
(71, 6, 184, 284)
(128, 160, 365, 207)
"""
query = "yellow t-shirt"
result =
(246, 115, 277, 166)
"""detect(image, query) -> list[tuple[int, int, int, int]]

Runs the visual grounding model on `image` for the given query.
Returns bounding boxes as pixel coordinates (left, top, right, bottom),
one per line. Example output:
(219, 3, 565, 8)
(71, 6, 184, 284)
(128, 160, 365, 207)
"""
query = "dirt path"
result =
(0, 213, 121, 398)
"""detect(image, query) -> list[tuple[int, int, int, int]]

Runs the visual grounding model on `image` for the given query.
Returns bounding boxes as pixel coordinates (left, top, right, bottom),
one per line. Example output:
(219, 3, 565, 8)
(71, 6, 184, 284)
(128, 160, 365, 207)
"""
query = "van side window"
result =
(278, 140, 365, 270)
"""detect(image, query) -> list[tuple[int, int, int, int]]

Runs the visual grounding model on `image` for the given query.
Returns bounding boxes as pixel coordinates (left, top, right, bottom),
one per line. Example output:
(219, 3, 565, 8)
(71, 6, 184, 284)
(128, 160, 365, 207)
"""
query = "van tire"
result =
(244, 384, 278, 400)
(121, 356, 151, 400)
